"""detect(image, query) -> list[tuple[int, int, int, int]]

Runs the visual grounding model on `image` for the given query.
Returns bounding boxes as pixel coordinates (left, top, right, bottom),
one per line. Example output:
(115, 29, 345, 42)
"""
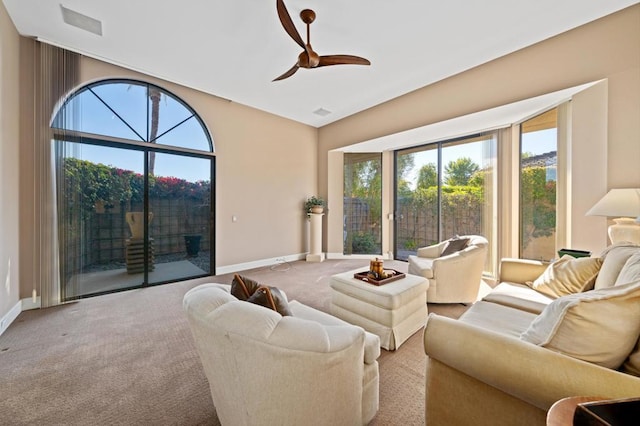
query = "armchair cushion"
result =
(526, 255, 602, 298)
(520, 280, 640, 369)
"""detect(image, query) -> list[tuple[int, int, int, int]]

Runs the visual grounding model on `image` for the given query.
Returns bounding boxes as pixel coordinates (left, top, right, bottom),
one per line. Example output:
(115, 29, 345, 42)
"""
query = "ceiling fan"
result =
(273, 0, 371, 82)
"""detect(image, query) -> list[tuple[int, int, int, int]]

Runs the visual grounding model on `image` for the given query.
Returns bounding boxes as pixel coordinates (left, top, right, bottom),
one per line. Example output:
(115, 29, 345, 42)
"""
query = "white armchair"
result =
(183, 283, 380, 426)
(408, 235, 488, 304)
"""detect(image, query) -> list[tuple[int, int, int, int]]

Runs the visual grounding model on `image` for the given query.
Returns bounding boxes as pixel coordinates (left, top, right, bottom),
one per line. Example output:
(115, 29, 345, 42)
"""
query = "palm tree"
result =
(148, 87, 162, 175)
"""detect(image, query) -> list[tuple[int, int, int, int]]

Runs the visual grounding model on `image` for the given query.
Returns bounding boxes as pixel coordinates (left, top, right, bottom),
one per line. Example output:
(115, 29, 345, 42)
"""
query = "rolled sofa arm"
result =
(499, 258, 548, 285)
(423, 314, 640, 410)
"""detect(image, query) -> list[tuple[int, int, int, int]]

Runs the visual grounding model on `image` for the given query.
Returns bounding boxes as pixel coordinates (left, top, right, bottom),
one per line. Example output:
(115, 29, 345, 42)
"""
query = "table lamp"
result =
(586, 188, 640, 244)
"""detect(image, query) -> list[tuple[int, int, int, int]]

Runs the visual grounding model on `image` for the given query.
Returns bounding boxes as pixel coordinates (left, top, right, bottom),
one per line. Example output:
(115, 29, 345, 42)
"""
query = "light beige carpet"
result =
(0, 259, 468, 425)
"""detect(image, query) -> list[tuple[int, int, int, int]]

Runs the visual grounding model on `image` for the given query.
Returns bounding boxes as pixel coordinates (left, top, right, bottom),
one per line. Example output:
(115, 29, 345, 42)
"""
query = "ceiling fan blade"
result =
(318, 55, 371, 67)
(276, 0, 306, 50)
(273, 64, 300, 81)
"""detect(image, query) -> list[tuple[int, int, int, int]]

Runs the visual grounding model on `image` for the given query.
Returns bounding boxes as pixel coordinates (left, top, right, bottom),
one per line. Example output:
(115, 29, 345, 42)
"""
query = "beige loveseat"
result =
(184, 283, 380, 425)
(423, 244, 640, 426)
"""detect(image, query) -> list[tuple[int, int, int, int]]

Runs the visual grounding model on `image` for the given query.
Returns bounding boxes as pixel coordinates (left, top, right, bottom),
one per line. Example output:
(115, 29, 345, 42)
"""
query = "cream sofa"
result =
(423, 244, 640, 426)
(184, 283, 380, 426)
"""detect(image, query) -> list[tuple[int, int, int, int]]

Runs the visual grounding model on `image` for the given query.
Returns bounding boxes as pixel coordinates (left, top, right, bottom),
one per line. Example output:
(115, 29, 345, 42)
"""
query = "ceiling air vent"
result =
(313, 108, 332, 117)
(60, 4, 103, 36)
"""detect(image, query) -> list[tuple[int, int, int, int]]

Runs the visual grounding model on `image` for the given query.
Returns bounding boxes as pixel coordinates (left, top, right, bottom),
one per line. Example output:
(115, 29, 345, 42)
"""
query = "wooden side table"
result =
(546, 396, 605, 426)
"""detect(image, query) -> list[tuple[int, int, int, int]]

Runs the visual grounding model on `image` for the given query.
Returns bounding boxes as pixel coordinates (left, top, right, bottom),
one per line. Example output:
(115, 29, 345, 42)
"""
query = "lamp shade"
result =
(586, 188, 640, 218)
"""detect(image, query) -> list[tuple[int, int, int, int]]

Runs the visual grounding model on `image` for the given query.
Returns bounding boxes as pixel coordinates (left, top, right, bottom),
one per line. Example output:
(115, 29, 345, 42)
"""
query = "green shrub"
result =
(351, 232, 378, 254)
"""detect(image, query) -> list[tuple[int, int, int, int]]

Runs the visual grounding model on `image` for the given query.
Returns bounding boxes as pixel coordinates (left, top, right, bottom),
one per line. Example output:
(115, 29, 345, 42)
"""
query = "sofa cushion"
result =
(482, 282, 553, 314)
(615, 252, 640, 286)
(520, 280, 640, 369)
(595, 243, 640, 289)
(459, 301, 538, 338)
(526, 255, 602, 298)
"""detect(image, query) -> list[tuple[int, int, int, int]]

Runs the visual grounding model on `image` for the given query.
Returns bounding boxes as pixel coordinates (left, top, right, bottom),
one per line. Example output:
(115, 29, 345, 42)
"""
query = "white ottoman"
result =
(329, 269, 429, 350)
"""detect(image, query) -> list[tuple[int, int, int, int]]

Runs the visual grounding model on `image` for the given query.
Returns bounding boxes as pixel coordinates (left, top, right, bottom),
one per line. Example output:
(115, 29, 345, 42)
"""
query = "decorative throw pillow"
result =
(230, 274, 260, 300)
(614, 252, 640, 286)
(230, 274, 292, 316)
(526, 255, 603, 298)
(247, 285, 292, 316)
(520, 280, 640, 369)
(441, 236, 470, 256)
(595, 244, 640, 289)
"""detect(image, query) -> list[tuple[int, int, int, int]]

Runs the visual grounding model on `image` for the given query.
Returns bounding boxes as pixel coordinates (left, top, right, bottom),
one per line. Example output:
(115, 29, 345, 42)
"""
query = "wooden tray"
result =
(353, 269, 406, 286)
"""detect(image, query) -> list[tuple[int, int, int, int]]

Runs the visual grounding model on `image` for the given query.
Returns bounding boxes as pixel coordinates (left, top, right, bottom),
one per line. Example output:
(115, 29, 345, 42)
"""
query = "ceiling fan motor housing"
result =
(298, 50, 320, 68)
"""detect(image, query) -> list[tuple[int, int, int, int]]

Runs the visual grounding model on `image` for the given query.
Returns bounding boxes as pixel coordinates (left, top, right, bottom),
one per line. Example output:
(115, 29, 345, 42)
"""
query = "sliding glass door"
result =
(395, 145, 439, 258)
(57, 143, 213, 300)
(147, 152, 212, 286)
(520, 108, 558, 261)
(395, 133, 497, 273)
(344, 153, 382, 255)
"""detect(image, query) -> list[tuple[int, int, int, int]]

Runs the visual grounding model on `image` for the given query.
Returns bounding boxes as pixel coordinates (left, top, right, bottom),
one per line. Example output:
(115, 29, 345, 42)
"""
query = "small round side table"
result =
(546, 396, 605, 426)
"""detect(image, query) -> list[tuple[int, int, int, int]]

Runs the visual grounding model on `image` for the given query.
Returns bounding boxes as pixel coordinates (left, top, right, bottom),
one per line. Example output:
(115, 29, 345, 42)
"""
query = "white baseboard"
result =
(0, 300, 21, 337)
(22, 295, 41, 311)
(215, 253, 306, 275)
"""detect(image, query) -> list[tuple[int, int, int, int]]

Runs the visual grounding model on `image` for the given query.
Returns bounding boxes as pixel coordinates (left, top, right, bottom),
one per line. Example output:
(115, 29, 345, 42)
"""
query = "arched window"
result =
(53, 79, 215, 300)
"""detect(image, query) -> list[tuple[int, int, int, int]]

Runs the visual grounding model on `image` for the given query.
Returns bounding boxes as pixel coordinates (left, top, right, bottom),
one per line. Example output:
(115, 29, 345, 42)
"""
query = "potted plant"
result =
(305, 196, 326, 214)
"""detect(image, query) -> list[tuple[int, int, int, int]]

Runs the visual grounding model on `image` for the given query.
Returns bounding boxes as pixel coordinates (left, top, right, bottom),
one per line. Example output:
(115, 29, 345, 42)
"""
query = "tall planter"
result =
(184, 235, 202, 257)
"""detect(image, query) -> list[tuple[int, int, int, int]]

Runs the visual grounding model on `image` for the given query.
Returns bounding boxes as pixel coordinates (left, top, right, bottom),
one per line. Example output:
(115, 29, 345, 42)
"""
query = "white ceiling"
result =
(3, 0, 638, 128)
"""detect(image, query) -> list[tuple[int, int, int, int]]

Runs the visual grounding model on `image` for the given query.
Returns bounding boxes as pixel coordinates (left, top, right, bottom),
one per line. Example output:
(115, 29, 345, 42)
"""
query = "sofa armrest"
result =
(499, 258, 548, 285)
(423, 314, 640, 410)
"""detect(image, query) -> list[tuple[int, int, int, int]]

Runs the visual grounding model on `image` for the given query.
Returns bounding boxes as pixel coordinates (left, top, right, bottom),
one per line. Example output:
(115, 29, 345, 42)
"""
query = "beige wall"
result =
(319, 4, 640, 256)
(0, 2, 21, 323)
